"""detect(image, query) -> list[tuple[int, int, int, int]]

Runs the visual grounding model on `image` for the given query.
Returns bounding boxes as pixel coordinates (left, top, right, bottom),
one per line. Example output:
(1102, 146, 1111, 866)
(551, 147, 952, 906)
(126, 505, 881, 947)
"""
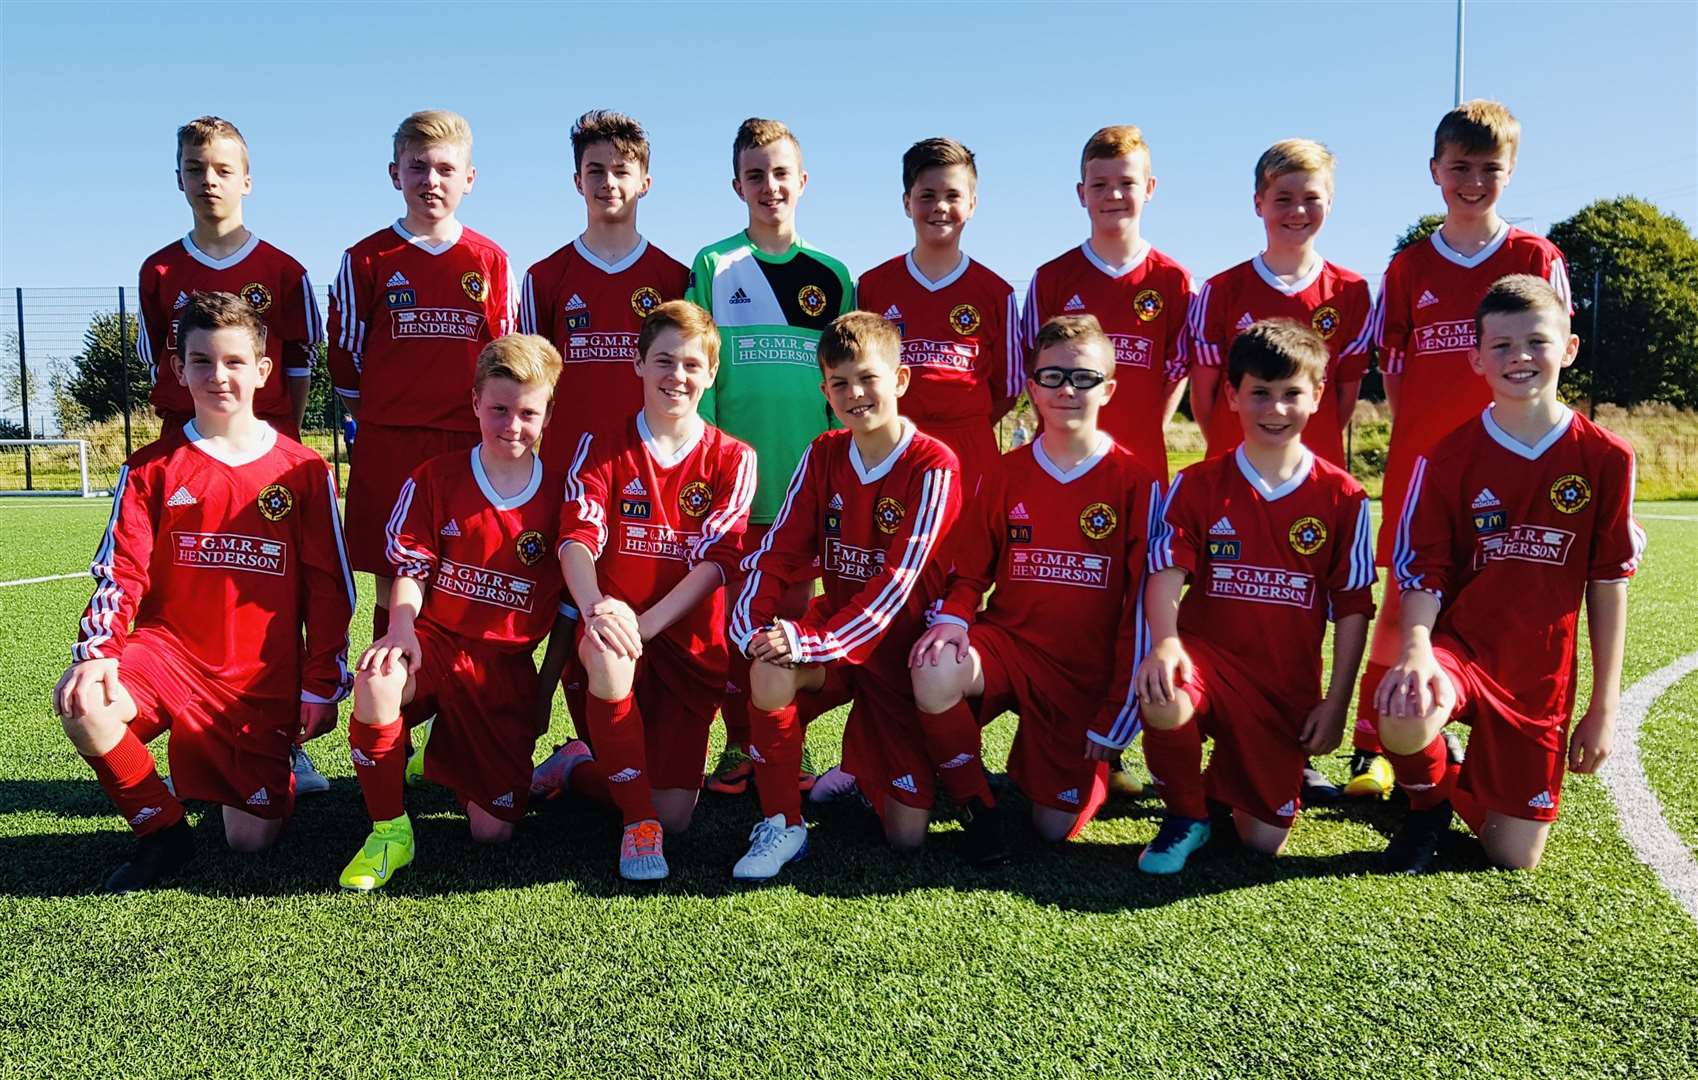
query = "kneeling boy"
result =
(910, 315, 1161, 850)
(340, 334, 564, 891)
(730, 312, 962, 881)
(1134, 319, 1375, 874)
(1376, 275, 1641, 873)
(55, 292, 353, 892)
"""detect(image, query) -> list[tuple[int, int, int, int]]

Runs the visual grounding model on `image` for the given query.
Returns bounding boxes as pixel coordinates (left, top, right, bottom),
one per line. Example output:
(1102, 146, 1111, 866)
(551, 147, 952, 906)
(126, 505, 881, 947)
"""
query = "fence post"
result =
(1589, 267, 1601, 421)
(15, 287, 30, 490)
(118, 286, 134, 456)
(332, 393, 343, 490)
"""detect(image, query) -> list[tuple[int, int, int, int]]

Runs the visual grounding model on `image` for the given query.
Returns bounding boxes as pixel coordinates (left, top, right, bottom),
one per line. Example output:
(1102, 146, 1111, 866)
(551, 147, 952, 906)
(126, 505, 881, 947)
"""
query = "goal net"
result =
(0, 439, 98, 496)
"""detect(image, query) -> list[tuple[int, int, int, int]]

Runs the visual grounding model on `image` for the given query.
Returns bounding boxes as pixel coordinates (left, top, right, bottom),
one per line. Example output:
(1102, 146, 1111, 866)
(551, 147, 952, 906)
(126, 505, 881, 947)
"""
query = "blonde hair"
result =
(817, 311, 901, 373)
(177, 116, 248, 170)
(1475, 274, 1569, 335)
(1434, 99, 1520, 162)
(178, 291, 266, 357)
(638, 301, 721, 370)
(393, 109, 473, 163)
(1255, 138, 1336, 195)
(732, 117, 800, 176)
(1081, 125, 1150, 178)
(1031, 315, 1111, 375)
(571, 109, 650, 173)
(475, 334, 563, 395)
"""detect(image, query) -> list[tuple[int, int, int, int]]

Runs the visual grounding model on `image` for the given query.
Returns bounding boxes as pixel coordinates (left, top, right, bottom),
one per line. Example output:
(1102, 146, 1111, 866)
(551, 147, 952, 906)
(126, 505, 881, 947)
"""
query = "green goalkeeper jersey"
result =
(686, 232, 854, 523)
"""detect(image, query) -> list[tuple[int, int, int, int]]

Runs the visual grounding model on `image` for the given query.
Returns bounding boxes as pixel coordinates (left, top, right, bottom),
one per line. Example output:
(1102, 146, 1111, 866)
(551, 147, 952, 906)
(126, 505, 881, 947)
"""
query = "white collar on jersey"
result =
(574, 235, 649, 275)
(637, 410, 705, 470)
(391, 219, 462, 256)
(183, 419, 277, 467)
(849, 418, 917, 485)
(1429, 223, 1511, 269)
(1234, 443, 1314, 502)
(1081, 238, 1152, 278)
(1251, 253, 1325, 296)
(469, 445, 543, 510)
(1033, 431, 1113, 485)
(903, 251, 971, 292)
(1480, 403, 1574, 460)
(182, 231, 261, 271)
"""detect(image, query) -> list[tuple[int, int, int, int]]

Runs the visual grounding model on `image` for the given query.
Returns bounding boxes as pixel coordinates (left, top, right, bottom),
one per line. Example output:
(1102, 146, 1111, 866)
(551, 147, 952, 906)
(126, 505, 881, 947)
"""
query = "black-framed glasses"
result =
(1031, 366, 1107, 390)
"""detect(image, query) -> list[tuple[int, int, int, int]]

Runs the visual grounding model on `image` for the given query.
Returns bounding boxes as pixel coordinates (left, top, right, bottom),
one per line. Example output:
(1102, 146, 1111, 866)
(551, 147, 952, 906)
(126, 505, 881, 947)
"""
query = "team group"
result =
(51, 100, 1643, 893)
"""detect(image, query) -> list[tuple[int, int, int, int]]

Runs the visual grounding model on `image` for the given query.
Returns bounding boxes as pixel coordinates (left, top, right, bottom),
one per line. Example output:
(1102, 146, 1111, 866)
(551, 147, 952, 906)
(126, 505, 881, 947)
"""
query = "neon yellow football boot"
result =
(1344, 751, 1395, 800)
(404, 717, 434, 788)
(339, 814, 415, 892)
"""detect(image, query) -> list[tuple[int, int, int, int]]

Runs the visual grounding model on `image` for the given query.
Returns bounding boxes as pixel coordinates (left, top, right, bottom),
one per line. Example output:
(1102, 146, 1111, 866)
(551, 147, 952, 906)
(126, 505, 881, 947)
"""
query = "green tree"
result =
(61, 310, 147, 425)
(1549, 197, 1698, 408)
(302, 341, 338, 430)
(1393, 213, 1447, 257)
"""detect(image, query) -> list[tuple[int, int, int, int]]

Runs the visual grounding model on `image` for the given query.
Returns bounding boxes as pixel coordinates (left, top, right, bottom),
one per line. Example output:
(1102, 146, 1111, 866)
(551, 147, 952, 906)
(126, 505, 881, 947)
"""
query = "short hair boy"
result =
(910, 315, 1163, 850)
(1020, 125, 1193, 480)
(1376, 276, 1642, 873)
(139, 116, 324, 437)
(728, 312, 962, 880)
(1353, 100, 1574, 798)
(339, 334, 564, 891)
(55, 291, 354, 892)
(858, 137, 1021, 498)
(1131, 319, 1376, 875)
(519, 109, 689, 474)
(328, 108, 516, 642)
(526, 302, 754, 881)
(686, 117, 854, 793)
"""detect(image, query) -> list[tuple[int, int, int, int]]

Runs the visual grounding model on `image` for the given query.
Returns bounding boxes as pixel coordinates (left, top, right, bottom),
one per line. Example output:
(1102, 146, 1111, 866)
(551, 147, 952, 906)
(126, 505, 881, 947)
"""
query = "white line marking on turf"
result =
(0, 572, 85, 587)
(1636, 514, 1698, 522)
(1602, 651, 1698, 923)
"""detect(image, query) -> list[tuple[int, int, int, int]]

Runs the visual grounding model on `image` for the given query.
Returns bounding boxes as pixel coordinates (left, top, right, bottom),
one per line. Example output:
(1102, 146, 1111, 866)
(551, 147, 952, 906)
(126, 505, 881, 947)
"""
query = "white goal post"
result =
(0, 438, 98, 497)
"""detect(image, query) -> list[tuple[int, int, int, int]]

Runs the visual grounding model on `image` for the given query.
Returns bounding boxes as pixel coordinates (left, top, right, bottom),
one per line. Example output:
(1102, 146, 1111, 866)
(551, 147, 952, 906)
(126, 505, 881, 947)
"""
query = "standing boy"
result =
(729, 313, 961, 880)
(54, 292, 353, 892)
(1376, 276, 1640, 873)
(858, 137, 1020, 497)
(1132, 320, 1375, 875)
(329, 109, 516, 640)
(339, 335, 564, 891)
(909, 315, 1162, 847)
(138, 116, 322, 438)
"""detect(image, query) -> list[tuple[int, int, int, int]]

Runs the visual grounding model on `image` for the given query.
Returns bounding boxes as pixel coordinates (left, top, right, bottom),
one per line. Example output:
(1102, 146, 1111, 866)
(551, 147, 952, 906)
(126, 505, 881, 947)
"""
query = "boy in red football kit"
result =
(528, 303, 755, 881)
(730, 313, 962, 881)
(1021, 125, 1193, 481)
(54, 292, 353, 893)
(329, 109, 516, 641)
(1133, 320, 1375, 875)
(1354, 101, 1572, 785)
(909, 316, 1162, 852)
(858, 138, 1020, 498)
(339, 335, 564, 891)
(1377, 276, 1640, 874)
(138, 117, 323, 440)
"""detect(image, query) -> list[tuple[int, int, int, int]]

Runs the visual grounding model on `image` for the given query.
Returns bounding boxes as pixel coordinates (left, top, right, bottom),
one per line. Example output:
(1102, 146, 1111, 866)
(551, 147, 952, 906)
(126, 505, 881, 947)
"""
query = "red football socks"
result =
(350, 717, 407, 822)
(748, 702, 804, 825)
(1385, 736, 1458, 811)
(580, 692, 655, 826)
(1140, 722, 1208, 820)
(1352, 660, 1390, 754)
(920, 701, 994, 806)
(85, 727, 183, 836)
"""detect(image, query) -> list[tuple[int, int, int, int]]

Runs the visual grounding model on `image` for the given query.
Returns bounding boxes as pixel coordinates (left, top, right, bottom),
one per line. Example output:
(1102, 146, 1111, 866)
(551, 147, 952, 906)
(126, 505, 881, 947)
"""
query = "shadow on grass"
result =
(0, 777, 1494, 904)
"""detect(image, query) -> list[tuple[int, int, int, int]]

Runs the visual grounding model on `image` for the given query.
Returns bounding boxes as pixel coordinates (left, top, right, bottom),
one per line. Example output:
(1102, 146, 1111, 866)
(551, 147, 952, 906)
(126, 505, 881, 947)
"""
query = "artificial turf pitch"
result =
(2, 497, 1696, 1078)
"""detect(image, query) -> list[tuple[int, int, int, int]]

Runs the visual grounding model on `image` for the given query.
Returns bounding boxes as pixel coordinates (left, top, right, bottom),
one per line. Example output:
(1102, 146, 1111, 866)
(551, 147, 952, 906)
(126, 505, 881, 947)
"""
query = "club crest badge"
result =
(239, 283, 274, 313)
(1311, 306, 1341, 339)
(1549, 474, 1591, 514)
(1289, 516, 1327, 555)
(949, 304, 982, 335)
(1080, 502, 1117, 540)
(515, 530, 547, 565)
(798, 285, 829, 318)
(630, 286, 663, 318)
(1134, 289, 1163, 322)
(461, 271, 487, 302)
(679, 480, 713, 518)
(257, 484, 293, 521)
(874, 497, 905, 534)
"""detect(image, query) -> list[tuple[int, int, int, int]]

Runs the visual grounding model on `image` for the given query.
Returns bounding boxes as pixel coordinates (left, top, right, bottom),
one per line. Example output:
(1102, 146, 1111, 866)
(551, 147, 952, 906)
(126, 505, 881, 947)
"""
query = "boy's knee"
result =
(883, 800, 930, 851)
(911, 660, 967, 714)
(223, 810, 285, 853)
(469, 817, 515, 845)
(1031, 806, 1074, 843)
(1378, 717, 1434, 756)
(748, 659, 796, 711)
(1141, 697, 1191, 731)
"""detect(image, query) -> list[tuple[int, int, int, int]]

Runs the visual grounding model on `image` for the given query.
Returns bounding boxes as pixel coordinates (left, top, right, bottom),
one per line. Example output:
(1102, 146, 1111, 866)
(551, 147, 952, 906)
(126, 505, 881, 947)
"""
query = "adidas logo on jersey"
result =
(623, 477, 648, 497)
(1057, 788, 1081, 805)
(1472, 488, 1501, 509)
(939, 753, 975, 770)
(1063, 294, 1086, 312)
(565, 293, 587, 311)
(828, 493, 844, 510)
(166, 485, 197, 507)
(387, 271, 411, 288)
(729, 287, 752, 305)
(882, 304, 902, 320)
(1235, 312, 1256, 331)
(350, 749, 376, 768)
(173, 291, 190, 310)
(891, 774, 919, 794)
(440, 518, 462, 537)
(1275, 800, 1297, 817)
(1209, 516, 1236, 536)
(1417, 289, 1440, 309)
(1009, 502, 1030, 521)
(491, 791, 515, 808)
(608, 768, 642, 783)
(1527, 790, 1556, 810)
(246, 787, 270, 807)
(129, 806, 161, 827)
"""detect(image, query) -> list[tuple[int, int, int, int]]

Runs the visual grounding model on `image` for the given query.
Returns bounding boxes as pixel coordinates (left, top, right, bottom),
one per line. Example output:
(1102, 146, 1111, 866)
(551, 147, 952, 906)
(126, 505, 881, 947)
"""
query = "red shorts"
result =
(566, 629, 726, 791)
(919, 418, 1000, 502)
(405, 622, 539, 822)
(1177, 637, 1307, 828)
(805, 644, 934, 815)
(120, 626, 296, 819)
(970, 623, 1109, 821)
(345, 422, 481, 574)
(722, 523, 811, 707)
(1435, 640, 1566, 822)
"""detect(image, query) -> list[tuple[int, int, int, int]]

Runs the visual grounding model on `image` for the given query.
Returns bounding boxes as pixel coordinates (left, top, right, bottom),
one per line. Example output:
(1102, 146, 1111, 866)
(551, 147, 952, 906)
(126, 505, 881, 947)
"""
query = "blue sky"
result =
(2, 1, 1694, 293)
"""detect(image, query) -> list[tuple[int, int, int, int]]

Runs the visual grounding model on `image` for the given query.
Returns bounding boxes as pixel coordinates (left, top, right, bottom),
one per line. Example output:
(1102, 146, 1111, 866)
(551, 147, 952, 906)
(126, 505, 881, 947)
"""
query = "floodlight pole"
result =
(1454, 0, 1466, 106)
(15, 287, 31, 490)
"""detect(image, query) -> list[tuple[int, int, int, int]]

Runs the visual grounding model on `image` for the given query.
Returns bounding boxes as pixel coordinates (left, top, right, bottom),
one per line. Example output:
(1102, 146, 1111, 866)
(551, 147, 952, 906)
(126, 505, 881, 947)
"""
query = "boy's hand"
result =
(54, 658, 121, 719)
(1298, 697, 1349, 756)
(1568, 702, 1616, 774)
(748, 624, 793, 666)
(1084, 739, 1118, 762)
(1376, 643, 1453, 720)
(585, 597, 642, 659)
(298, 701, 339, 744)
(909, 622, 969, 668)
(1135, 637, 1191, 706)
(359, 627, 423, 678)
